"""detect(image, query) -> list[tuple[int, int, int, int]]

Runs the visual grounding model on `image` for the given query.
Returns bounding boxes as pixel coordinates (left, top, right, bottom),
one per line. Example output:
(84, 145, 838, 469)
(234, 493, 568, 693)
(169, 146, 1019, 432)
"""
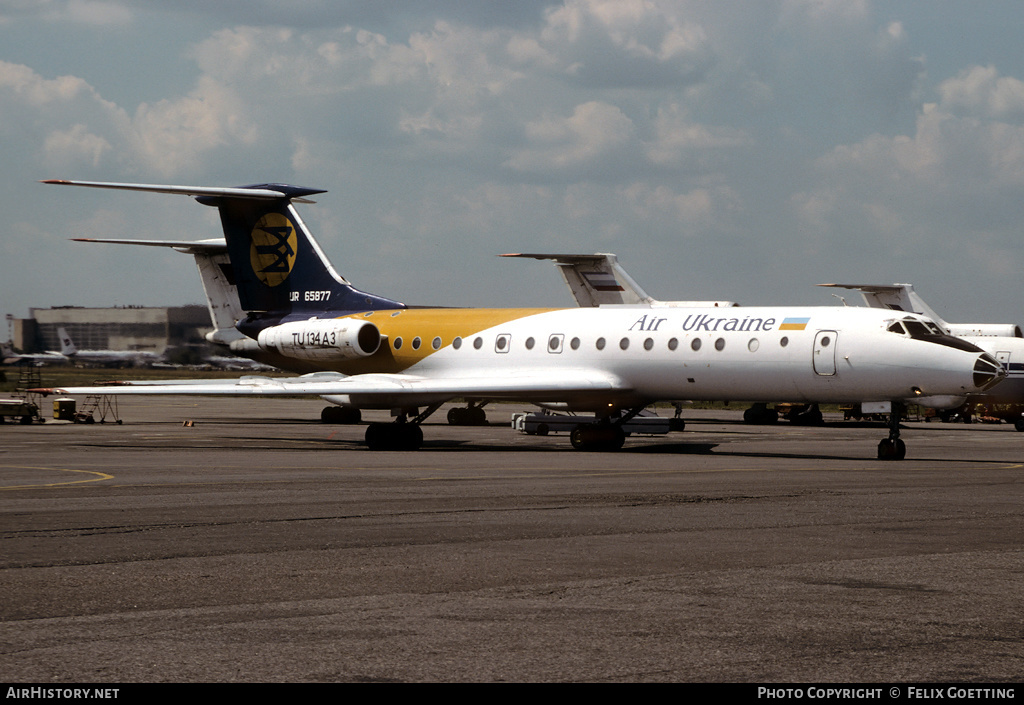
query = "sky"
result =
(3, 0, 1024, 332)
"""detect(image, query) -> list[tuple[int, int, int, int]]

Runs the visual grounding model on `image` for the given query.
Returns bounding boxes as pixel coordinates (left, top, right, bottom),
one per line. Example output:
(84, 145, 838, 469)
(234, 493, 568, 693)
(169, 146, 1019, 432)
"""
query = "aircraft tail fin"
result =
(56, 327, 77, 356)
(819, 284, 947, 327)
(44, 180, 406, 318)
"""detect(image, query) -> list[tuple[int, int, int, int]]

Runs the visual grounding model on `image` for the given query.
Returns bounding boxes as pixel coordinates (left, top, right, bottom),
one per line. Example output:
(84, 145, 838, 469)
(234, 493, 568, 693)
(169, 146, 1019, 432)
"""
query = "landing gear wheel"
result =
(447, 406, 487, 425)
(878, 403, 907, 460)
(743, 403, 779, 425)
(786, 403, 823, 426)
(877, 438, 906, 460)
(322, 406, 361, 424)
(570, 424, 626, 451)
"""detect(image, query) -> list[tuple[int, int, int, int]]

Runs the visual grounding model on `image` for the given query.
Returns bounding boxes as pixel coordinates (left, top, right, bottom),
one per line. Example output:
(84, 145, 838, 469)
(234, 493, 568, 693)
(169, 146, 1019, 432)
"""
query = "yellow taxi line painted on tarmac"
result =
(0, 466, 114, 490)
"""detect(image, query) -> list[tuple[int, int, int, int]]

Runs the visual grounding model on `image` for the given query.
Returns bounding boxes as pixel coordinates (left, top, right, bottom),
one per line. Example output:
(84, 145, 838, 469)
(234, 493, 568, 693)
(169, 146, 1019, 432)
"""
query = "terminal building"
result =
(10, 305, 213, 361)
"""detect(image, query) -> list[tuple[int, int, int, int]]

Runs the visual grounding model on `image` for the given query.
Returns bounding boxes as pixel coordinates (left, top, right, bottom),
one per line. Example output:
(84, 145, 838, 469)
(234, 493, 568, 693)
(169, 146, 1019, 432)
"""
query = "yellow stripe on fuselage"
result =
(335, 307, 558, 374)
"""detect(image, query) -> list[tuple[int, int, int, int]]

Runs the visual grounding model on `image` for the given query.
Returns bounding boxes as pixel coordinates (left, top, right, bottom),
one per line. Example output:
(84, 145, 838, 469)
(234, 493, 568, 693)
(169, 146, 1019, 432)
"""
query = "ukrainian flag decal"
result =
(780, 317, 810, 331)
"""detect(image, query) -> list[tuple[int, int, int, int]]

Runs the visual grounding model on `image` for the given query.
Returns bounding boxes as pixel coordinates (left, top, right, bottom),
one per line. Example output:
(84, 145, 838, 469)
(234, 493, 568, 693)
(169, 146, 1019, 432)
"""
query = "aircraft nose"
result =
(973, 353, 1005, 391)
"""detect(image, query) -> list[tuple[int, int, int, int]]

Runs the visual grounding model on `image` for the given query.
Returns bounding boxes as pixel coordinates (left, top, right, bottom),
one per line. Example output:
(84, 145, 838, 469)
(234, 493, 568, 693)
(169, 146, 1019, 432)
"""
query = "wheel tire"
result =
(877, 438, 906, 460)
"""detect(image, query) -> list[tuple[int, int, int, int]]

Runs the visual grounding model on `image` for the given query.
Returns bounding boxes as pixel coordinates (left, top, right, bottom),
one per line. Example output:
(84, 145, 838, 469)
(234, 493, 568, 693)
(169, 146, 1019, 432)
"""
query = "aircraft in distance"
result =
(35, 179, 1005, 458)
(1, 341, 67, 366)
(821, 283, 1024, 429)
(3, 327, 160, 368)
(54, 327, 162, 367)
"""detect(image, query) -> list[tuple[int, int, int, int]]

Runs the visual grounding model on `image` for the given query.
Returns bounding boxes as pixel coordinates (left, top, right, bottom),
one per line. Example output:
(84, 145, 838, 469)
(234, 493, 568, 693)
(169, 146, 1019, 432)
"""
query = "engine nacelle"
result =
(945, 323, 1023, 338)
(257, 319, 381, 361)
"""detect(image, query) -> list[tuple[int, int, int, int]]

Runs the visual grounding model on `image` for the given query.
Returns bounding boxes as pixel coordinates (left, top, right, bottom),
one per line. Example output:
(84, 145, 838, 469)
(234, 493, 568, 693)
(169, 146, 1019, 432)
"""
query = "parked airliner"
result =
(35, 180, 1004, 458)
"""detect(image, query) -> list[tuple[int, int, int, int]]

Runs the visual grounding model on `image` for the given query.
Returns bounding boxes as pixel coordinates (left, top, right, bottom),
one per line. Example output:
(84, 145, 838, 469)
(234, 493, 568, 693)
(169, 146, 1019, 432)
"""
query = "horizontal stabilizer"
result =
(500, 253, 619, 264)
(72, 237, 227, 254)
(42, 180, 326, 203)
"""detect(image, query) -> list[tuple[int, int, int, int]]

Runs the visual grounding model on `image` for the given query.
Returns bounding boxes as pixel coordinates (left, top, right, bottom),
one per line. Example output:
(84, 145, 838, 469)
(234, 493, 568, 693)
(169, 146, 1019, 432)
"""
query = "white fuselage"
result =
(315, 305, 997, 411)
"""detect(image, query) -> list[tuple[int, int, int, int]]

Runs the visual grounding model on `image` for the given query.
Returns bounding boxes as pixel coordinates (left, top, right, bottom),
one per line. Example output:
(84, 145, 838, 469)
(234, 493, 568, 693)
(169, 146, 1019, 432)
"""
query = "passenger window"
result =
(548, 334, 564, 353)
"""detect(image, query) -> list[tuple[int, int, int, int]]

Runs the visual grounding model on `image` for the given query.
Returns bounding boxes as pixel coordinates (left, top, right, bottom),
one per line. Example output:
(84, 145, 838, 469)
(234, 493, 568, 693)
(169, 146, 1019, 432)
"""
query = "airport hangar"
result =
(9, 305, 212, 361)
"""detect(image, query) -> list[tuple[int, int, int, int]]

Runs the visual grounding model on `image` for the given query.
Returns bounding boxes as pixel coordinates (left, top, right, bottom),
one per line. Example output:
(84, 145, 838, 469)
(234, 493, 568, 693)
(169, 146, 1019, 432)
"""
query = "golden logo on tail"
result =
(249, 213, 297, 286)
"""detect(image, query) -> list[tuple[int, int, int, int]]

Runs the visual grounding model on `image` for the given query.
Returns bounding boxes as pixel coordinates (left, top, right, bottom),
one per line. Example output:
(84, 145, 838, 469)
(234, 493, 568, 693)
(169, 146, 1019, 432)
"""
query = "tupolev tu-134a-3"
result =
(34, 179, 1004, 459)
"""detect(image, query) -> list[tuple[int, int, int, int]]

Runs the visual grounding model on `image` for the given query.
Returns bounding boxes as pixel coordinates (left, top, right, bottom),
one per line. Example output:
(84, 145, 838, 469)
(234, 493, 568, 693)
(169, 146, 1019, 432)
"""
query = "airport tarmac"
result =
(0, 398, 1021, 683)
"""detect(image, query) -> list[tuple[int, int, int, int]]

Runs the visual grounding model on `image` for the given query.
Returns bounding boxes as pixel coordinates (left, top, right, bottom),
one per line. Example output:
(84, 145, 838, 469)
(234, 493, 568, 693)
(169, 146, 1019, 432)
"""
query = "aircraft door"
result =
(813, 330, 837, 376)
(996, 351, 1011, 375)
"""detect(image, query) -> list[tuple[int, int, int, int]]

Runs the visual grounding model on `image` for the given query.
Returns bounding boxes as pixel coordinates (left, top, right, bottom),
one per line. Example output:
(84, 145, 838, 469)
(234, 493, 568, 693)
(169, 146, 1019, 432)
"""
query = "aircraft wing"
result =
(33, 369, 628, 407)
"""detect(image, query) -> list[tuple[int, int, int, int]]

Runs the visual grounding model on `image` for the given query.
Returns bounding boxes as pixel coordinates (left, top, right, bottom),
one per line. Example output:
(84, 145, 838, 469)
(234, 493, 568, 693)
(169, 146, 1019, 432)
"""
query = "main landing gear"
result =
(321, 405, 361, 424)
(363, 403, 442, 451)
(568, 406, 645, 452)
(446, 402, 488, 426)
(877, 402, 907, 460)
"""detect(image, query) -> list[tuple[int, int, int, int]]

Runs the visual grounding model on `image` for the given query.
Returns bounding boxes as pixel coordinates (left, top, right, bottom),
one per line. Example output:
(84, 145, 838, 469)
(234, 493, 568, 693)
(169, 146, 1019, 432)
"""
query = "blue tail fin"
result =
(197, 183, 405, 316)
(43, 180, 406, 320)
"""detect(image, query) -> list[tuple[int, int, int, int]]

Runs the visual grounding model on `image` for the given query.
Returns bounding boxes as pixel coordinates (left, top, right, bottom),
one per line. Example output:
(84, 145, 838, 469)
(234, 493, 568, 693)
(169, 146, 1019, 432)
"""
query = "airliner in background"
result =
(820, 283, 1024, 429)
(35, 179, 1004, 459)
(2, 327, 158, 367)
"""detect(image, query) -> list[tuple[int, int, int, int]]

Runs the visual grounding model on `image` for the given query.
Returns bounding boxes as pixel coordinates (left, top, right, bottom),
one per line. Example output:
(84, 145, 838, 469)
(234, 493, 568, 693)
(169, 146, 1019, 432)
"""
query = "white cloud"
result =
(0, 60, 95, 107)
(0, 0, 133, 26)
(647, 103, 749, 166)
(506, 101, 635, 173)
(42, 123, 110, 169)
(938, 65, 1024, 121)
(130, 76, 257, 177)
(537, 0, 713, 87)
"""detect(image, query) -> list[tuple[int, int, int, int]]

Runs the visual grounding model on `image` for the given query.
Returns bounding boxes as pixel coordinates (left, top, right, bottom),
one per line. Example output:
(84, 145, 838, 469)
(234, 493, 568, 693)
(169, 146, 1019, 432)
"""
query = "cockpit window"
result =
(904, 320, 935, 338)
(888, 316, 985, 354)
(889, 318, 942, 339)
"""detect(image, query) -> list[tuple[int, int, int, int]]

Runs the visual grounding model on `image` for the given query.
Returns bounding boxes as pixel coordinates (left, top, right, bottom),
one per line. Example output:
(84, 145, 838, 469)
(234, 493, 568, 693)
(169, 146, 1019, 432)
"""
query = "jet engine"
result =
(945, 323, 1023, 338)
(256, 318, 381, 361)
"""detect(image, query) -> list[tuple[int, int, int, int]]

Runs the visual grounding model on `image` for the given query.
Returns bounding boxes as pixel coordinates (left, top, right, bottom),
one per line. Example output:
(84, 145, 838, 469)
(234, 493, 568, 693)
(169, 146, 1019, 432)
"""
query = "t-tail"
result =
(42, 180, 406, 327)
(56, 327, 77, 356)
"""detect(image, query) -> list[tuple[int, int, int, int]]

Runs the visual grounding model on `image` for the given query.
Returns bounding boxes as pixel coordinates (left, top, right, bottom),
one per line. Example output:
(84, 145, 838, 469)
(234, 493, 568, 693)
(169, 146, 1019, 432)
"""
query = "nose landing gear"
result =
(877, 402, 907, 460)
